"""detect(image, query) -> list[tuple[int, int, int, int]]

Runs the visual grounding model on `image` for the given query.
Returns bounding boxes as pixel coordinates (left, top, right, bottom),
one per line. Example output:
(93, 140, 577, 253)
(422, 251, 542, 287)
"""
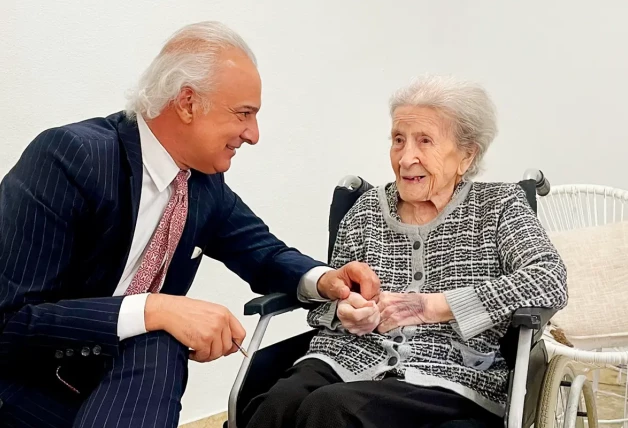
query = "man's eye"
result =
(393, 137, 404, 144)
(239, 112, 250, 118)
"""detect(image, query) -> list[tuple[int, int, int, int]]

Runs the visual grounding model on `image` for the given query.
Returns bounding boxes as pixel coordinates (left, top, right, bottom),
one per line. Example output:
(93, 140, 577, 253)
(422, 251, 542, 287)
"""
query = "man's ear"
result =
(174, 87, 196, 124)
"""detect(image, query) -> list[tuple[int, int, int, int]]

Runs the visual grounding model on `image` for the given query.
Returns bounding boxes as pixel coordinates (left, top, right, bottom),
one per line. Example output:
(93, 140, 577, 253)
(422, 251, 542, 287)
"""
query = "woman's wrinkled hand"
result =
(337, 292, 381, 336)
(376, 291, 454, 333)
(376, 291, 429, 333)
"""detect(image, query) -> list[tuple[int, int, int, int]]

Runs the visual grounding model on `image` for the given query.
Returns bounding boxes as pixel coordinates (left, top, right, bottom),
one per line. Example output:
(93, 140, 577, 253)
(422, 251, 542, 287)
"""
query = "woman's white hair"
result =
(126, 21, 257, 119)
(389, 74, 497, 178)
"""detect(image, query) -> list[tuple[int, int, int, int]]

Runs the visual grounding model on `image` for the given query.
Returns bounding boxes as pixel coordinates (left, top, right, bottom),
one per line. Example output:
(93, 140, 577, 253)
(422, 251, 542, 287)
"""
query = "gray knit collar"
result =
(379, 179, 472, 237)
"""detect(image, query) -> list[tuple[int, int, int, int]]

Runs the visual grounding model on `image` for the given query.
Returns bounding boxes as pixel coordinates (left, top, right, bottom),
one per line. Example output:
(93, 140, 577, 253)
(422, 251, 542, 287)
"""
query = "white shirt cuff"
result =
(297, 266, 334, 303)
(117, 293, 149, 341)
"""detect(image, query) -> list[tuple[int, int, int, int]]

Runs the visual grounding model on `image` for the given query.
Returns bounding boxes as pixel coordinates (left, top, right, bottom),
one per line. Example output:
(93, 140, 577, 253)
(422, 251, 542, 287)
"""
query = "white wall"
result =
(2, 0, 628, 423)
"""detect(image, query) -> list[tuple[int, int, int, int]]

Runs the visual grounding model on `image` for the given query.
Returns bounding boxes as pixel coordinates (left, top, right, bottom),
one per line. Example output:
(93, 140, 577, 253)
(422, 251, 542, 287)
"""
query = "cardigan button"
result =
(414, 272, 423, 281)
(413, 241, 421, 250)
(388, 357, 398, 366)
(81, 347, 91, 357)
(55, 350, 64, 359)
(393, 336, 404, 343)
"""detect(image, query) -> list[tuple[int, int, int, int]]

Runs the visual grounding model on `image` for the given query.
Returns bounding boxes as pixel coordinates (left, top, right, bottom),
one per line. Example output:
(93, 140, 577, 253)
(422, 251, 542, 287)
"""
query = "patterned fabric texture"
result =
(298, 180, 568, 416)
(547, 220, 628, 349)
(125, 170, 190, 295)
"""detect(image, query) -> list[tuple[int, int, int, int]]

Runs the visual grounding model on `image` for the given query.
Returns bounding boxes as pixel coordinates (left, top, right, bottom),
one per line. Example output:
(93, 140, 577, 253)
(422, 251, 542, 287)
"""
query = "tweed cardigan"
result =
(297, 180, 568, 416)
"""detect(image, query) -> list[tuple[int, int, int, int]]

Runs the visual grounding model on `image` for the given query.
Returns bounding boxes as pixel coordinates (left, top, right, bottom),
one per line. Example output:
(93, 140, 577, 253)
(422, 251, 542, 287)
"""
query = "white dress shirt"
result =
(115, 115, 330, 340)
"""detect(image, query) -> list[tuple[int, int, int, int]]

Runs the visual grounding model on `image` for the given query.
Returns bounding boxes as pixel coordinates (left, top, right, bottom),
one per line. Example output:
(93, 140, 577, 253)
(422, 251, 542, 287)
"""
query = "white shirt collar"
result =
(136, 114, 180, 192)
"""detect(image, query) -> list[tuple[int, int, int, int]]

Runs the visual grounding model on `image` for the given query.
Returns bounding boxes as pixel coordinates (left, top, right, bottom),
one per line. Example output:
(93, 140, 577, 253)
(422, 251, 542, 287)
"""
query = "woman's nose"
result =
(399, 147, 418, 168)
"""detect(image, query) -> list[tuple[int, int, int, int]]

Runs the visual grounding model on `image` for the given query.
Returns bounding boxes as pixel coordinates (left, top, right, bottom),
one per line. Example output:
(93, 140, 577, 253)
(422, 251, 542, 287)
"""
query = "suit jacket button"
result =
(65, 349, 74, 357)
(81, 347, 90, 357)
(93, 345, 102, 356)
(55, 350, 64, 359)
(0, 398, 3, 409)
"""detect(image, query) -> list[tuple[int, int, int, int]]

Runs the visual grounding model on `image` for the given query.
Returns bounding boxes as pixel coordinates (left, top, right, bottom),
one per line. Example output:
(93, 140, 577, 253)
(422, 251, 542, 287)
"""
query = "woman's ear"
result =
(457, 144, 479, 176)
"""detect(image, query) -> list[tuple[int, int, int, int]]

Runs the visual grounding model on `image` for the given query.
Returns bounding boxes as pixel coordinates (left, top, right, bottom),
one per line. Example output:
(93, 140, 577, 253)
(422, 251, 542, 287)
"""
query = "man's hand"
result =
(317, 261, 380, 301)
(376, 291, 453, 334)
(145, 294, 246, 362)
(337, 292, 381, 336)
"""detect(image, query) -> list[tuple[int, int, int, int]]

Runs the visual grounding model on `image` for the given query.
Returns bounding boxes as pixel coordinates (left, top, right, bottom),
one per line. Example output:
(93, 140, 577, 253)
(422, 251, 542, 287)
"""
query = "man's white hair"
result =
(126, 21, 257, 119)
(389, 74, 497, 178)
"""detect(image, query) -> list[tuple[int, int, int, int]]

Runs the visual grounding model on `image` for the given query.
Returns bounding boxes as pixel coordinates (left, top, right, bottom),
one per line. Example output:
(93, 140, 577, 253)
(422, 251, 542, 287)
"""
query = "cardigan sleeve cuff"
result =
(312, 300, 341, 330)
(444, 287, 494, 341)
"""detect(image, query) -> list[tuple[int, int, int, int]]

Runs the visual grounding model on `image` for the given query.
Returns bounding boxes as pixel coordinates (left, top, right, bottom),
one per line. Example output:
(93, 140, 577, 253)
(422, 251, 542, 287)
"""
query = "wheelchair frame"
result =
(226, 171, 558, 428)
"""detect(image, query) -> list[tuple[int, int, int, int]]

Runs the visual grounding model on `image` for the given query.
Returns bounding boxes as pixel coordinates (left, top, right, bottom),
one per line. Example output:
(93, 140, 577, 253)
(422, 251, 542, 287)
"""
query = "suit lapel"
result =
(114, 114, 207, 296)
(117, 116, 143, 224)
(161, 172, 204, 295)
(111, 115, 144, 289)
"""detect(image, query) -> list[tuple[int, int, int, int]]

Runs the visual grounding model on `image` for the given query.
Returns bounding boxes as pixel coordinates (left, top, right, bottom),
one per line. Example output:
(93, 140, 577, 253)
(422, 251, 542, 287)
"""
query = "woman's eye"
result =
(420, 138, 430, 144)
(393, 137, 404, 144)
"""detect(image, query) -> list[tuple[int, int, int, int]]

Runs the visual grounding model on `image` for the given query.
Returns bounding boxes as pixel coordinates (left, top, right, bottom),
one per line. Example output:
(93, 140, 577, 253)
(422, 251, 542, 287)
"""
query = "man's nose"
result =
(241, 119, 259, 145)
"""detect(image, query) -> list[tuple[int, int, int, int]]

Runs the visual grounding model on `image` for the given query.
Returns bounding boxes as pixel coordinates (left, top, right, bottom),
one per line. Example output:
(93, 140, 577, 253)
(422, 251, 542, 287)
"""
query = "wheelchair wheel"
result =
(535, 356, 598, 428)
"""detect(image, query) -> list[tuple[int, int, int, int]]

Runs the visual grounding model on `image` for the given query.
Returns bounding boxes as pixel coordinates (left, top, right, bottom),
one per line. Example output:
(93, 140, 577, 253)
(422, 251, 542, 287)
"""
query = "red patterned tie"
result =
(125, 170, 190, 295)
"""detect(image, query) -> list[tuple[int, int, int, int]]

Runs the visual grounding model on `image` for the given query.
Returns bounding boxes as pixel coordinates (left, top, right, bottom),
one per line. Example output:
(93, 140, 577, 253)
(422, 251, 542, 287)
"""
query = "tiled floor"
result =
(181, 366, 628, 427)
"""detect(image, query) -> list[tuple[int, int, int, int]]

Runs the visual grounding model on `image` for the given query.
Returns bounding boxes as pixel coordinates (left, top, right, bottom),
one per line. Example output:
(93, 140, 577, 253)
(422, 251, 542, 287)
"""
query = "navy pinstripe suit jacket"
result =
(0, 111, 324, 400)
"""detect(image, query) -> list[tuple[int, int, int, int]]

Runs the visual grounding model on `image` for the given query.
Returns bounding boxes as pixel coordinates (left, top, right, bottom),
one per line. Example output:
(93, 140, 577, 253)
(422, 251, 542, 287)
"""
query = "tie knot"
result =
(173, 170, 189, 195)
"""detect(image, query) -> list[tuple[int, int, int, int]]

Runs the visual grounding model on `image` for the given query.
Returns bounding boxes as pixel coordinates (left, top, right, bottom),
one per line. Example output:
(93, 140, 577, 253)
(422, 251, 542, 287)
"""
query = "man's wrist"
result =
(145, 294, 166, 332)
(316, 271, 331, 299)
(298, 266, 333, 303)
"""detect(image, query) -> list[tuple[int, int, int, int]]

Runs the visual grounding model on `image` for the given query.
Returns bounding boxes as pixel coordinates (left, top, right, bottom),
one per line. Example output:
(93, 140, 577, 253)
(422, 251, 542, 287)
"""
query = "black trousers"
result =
(241, 359, 502, 428)
(0, 331, 188, 428)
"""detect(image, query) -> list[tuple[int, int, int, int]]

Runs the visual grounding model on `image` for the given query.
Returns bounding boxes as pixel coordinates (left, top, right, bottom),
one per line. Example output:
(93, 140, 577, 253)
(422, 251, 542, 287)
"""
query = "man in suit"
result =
(0, 21, 380, 427)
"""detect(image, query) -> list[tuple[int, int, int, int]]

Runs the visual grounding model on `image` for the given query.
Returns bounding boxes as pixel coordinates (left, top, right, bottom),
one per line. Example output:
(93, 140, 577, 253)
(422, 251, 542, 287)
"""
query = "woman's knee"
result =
(295, 384, 351, 423)
(252, 376, 312, 412)
(241, 378, 314, 427)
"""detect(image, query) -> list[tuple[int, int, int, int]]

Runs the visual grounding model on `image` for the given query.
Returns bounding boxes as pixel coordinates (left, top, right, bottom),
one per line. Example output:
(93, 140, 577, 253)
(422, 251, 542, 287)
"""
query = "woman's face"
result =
(390, 106, 475, 205)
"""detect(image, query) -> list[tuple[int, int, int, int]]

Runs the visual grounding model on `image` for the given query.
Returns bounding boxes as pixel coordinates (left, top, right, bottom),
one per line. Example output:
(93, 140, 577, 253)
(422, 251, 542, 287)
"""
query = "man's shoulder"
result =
(53, 111, 128, 142)
(27, 111, 131, 162)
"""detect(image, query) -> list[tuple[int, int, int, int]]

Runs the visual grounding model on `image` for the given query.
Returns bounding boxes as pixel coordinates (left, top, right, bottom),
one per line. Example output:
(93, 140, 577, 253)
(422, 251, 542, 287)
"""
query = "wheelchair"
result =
(224, 170, 597, 428)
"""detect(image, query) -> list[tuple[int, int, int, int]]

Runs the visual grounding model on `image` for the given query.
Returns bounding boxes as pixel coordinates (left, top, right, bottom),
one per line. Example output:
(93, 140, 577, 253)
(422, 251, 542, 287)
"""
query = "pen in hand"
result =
(232, 339, 249, 358)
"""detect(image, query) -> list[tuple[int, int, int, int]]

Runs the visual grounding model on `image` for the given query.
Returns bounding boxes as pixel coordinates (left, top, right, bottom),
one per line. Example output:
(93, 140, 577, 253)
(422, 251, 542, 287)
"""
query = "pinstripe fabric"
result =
(72, 332, 188, 428)
(0, 112, 324, 426)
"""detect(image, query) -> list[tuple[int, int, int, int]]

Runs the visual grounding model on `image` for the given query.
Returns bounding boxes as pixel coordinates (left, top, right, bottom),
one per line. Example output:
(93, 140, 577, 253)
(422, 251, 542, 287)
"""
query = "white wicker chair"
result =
(538, 184, 628, 232)
(536, 180, 628, 426)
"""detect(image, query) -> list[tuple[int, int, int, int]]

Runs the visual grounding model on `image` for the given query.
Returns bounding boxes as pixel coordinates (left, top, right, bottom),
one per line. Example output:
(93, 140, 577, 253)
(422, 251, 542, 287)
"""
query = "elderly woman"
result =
(242, 75, 567, 428)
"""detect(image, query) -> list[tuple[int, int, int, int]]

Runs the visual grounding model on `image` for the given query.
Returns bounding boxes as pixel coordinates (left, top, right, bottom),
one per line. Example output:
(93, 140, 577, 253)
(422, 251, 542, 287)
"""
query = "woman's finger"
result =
(347, 305, 378, 322)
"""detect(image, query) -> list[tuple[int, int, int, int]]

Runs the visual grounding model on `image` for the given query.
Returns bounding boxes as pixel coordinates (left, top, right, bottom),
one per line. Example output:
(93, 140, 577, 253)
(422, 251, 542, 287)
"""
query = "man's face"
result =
(179, 48, 261, 174)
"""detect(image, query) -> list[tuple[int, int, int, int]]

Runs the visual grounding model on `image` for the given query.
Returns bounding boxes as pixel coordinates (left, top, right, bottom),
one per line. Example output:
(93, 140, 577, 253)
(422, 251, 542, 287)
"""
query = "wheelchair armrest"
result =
(511, 307, 557, 330)
(243, 292, 301, 316)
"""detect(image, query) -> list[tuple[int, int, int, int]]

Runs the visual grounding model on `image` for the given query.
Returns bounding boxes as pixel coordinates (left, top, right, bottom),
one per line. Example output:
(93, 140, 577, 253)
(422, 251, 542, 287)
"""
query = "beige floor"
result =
(180, 412, 226, 428)
(181, 367, 628, 427)
(584, 365, 627, 424)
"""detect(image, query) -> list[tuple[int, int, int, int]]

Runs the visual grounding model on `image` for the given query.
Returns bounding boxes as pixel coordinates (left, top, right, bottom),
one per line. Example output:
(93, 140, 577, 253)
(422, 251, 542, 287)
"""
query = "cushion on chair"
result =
(547, 220, 628, 349)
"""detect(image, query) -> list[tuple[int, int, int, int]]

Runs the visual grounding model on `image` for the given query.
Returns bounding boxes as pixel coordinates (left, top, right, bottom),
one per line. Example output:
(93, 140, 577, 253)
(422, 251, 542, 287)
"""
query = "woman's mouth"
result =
(402, 176, 426, 183)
